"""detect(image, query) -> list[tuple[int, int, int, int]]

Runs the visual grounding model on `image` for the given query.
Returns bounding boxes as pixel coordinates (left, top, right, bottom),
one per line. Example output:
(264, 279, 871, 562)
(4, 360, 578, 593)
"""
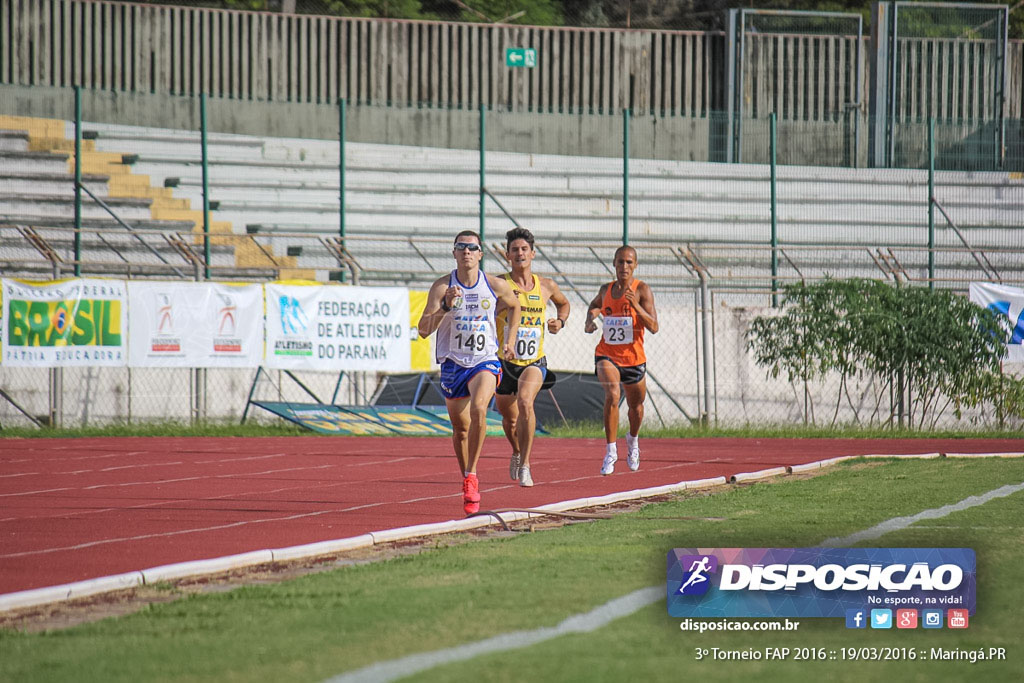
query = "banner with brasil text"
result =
(264, 283, 411, 372)
(2, 278, 127, 367)
(127, 281, 263, 368)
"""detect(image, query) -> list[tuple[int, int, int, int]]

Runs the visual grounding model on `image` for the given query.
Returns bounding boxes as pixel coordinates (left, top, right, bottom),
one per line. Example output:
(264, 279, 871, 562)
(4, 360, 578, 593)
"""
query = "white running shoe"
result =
(509, 453, 521, 481)
(519, 465, 534, 487)
(601, 452, 617, 476)
(627, 447, 640, 471)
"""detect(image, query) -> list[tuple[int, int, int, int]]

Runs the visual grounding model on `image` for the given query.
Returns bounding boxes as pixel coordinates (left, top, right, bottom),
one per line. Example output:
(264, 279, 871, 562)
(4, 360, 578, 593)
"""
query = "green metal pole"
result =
(770, 112, 778, 307)
(927, 117, 935, 290)
(200, 93, 211, 280)
(479, 104, 486, 245)
(339, 97, 346, 283)
(74, 85, 82, 276)
(622, 108, 630, 245)
(339, 98, 346, 242)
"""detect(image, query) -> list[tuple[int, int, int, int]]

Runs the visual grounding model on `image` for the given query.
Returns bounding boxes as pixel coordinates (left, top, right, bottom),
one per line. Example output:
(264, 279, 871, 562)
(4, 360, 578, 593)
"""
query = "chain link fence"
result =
(2, 85, 1023, 431)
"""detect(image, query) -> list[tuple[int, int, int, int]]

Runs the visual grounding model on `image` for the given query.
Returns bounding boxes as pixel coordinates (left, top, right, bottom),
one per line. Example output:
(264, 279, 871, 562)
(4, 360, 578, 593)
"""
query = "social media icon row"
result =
(846, 608, 968, 629)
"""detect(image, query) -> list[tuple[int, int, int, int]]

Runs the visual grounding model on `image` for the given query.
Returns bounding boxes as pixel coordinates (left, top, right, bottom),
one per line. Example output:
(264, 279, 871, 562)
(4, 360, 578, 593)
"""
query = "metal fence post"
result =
(699, 271, 713, 426)
(869, 2, 892, 168)
(622, 107, 630, 245)
(201, 93, 211, 280)
(74, 85, 82, 276)
(770, 112, 778, 307)
(479, 104, 486, 244)
(928, 117, 935, 289)
(338, 97, 347, 282)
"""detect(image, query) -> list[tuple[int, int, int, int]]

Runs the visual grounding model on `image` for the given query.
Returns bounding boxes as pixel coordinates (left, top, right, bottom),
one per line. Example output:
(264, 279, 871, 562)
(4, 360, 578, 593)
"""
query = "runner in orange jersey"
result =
(584, 245, 659, 475)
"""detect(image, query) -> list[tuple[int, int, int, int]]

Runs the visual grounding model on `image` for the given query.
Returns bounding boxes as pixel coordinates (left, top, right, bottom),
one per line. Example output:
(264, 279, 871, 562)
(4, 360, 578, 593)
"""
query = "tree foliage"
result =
(150, 0, 1024, 38)
(745, 279, 1024, 429)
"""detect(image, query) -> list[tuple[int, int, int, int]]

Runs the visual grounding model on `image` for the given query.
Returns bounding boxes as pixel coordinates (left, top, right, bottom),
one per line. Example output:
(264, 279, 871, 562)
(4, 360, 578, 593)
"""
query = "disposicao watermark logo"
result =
(667, 548, 975, 619)
(676, 555, 718, 595)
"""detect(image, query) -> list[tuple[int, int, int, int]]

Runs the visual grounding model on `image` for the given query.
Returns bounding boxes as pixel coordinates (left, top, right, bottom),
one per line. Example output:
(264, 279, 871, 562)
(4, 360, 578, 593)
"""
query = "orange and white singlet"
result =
(594, 279, 646, 366)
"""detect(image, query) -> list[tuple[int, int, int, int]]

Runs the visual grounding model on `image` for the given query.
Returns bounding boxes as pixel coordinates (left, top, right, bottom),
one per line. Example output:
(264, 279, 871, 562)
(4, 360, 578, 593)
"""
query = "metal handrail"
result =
(4, 225, 1024, 288)
(932, 197, 1001, 282)
(77, 182, 188, 278)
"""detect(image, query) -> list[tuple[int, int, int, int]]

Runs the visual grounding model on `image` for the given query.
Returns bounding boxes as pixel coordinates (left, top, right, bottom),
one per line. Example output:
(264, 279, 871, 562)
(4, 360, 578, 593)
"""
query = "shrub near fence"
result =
(746, 279, 1024, 430)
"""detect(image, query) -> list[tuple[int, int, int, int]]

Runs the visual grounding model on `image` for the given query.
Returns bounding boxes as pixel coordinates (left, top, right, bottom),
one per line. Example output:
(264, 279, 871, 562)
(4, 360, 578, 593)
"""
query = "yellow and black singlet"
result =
(496, 273, 548, 367)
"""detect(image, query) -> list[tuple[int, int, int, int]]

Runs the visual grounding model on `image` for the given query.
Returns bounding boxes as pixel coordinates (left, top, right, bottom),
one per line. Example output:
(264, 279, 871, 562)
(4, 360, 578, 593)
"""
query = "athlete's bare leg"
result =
(623, 377, 647, 438)
(596, 359, 623, 444)
(496, 393, 519, 454)
(464, 370, 498, 474)
(513, 366, 544, 468)
(445, 396, 471, 475)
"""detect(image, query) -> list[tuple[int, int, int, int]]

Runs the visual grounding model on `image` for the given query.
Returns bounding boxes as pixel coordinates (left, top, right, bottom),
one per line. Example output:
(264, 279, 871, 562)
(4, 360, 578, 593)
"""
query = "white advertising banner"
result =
(969, 282, 1024, 363)
(128, 281, 264, 368)
(1, 278, 128, 367)
(264, 284, 411, 371)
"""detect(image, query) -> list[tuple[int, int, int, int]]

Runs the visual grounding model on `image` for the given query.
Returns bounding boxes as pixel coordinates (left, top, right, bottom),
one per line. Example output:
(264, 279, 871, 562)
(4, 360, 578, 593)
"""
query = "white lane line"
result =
(195, 453, 290, 465)
(0, 464, 454, 525)
(0, 464, 342, 498)
(821, 480, 1024, 547)
(0, 487, 469, 559)
(325, 587, 664, 683)
(50, 461, 184, 475)
(1, 454, 431, 499)
(326, 477, 1024, 683)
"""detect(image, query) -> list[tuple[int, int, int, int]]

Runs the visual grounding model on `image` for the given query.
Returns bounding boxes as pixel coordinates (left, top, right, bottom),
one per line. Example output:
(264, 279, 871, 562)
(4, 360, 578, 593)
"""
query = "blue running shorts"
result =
(439, 358, 502, 400)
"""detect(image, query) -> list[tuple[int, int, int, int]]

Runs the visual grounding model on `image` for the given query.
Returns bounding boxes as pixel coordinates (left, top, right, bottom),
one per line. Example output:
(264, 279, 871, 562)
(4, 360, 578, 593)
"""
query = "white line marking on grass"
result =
(325, 476, 1024, 683)
(821, 480, 1024, 547)
(325, 587, 663, 683)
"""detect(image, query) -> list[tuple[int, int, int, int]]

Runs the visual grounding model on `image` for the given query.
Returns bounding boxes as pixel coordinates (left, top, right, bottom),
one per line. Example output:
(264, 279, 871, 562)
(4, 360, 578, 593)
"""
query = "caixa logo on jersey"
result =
(667, 548, 975, 618)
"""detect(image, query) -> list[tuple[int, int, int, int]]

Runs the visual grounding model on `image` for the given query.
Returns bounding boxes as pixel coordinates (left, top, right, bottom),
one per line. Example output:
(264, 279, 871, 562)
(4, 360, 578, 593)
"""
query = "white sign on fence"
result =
(970, 281, 1024, 363)
(1, 278, 128, 367)
(264, 284, 410, 372)
(127, 281, 264, 368)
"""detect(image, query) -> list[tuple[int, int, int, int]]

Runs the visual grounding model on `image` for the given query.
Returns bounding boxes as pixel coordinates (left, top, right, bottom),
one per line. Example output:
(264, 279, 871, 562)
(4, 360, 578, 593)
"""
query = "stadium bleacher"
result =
(2, 115, 1022, 288)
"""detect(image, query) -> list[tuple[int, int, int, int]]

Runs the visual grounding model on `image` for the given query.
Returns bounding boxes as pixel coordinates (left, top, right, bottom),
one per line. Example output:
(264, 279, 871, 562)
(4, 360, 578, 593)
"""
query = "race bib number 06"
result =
(515, 327, 541, 360)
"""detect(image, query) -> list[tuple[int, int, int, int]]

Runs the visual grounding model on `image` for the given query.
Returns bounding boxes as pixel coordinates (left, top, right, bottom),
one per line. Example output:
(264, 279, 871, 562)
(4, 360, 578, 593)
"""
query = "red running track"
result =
(1, 436, 1021, 595)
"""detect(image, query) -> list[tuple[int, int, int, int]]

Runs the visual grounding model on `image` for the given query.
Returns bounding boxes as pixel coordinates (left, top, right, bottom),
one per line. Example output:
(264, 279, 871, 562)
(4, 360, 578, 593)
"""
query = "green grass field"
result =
(2, 456, 1022, 682)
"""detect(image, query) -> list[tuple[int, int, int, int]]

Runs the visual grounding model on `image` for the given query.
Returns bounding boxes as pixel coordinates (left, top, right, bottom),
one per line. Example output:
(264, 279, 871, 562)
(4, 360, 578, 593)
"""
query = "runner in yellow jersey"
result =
(495, 227, 570, 487)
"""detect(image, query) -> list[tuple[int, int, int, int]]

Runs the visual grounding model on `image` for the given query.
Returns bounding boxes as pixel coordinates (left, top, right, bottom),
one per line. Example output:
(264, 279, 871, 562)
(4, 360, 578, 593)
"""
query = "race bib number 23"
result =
(603, 316, 633, 345)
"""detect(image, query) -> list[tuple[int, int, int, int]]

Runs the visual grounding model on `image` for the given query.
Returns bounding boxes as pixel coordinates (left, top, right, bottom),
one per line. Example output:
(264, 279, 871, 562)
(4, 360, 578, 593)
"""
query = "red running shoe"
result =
(462, 473, 481, 515)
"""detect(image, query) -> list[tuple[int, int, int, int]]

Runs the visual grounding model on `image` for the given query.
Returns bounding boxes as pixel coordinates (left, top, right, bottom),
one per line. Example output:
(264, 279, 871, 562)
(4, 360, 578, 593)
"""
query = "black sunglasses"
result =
(454, 242, 482, 252)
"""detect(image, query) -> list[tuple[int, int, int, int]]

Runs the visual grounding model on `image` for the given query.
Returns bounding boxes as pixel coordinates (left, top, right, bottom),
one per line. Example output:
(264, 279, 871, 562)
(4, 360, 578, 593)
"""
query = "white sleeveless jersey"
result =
(435, 270, 499, 367)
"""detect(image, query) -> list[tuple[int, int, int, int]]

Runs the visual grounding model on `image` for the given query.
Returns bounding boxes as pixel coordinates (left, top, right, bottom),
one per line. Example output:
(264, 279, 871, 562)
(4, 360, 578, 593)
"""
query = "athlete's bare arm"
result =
(584, 284, 608, 334)
(624, 281, 659, 333)
(489, 273, 521, 359)
(417, 275, 457, 338)
(542, 278, 571, 334)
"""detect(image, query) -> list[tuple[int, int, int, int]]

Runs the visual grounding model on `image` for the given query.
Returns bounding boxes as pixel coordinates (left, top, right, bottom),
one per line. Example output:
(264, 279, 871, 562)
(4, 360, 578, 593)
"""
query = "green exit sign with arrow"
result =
(505, 47, 537, 68)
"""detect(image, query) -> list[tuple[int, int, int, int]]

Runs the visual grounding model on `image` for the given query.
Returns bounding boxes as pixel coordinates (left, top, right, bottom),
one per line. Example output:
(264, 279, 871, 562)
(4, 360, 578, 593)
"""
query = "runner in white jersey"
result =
(417, 230, 520, 516)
